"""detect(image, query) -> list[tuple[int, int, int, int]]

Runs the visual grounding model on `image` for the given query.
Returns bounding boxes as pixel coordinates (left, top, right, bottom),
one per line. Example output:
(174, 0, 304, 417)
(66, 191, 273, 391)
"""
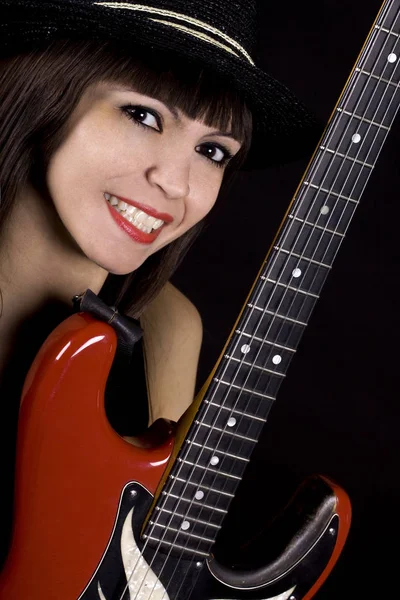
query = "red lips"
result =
(106, 199, 165, 245)
(109, 194, 174, 224)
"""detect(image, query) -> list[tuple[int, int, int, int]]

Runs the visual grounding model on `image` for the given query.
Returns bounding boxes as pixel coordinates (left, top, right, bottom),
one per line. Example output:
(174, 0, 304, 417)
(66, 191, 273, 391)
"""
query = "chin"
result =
(81, 240, 153, 277)
(93, 255, 148, 277)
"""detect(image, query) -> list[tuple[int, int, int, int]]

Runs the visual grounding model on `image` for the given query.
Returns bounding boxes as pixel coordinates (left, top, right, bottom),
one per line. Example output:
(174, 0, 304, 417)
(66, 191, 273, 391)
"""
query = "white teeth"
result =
(152, 219, 164, 230)
(105, 193, 165, 233)
(144, 215, 156, 228)
(134, 211, 147, 224)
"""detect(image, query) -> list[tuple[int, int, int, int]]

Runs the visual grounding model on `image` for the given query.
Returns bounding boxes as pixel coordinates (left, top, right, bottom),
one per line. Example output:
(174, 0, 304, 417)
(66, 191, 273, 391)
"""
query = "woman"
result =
(0, 0, 319, 574)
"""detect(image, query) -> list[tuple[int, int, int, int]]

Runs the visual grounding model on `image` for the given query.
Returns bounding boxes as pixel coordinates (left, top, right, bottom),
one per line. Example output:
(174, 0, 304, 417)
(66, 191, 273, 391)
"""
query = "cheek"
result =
(49, 107, 147, 193)
(189, 173, 222, 222)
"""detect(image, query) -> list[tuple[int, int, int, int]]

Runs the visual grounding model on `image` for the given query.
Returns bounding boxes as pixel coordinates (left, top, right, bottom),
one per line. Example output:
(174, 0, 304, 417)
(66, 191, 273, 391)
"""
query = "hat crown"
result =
(107, 0, 259, 59)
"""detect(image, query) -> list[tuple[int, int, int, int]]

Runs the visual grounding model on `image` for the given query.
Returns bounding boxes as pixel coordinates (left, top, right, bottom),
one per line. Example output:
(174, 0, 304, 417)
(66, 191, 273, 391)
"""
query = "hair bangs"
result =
(101, 47, 252, 146)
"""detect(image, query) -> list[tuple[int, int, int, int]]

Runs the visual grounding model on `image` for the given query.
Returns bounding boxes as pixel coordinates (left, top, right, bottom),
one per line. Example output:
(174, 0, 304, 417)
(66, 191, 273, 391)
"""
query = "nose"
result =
(146, 151, 191, 200)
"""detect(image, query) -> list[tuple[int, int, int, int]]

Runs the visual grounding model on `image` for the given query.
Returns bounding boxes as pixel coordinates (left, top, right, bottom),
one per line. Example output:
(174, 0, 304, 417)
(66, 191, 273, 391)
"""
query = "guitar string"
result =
(172, 7, 400, 600)
(147, 6, 400, 599)
(197, 0, 400, 530)
(216, 0, 400, 453)
(132, 3, 400, 596)
(166, 0, 400, 586)
(115, 3, 399, 598)
(229, 0, 400, 447)
(170, 0, 400, 536)
(157, 4, 400, 598)
(177, 6, 400, 569)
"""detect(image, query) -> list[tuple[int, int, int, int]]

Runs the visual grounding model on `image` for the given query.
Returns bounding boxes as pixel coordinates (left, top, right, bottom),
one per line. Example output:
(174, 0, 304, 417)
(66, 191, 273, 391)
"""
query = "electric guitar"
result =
(1, 0, 399, 597)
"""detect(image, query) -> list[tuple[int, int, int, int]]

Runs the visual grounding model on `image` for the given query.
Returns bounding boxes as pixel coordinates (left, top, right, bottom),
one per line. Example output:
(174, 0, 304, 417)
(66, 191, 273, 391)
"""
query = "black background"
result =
(172, 1, 399, 598)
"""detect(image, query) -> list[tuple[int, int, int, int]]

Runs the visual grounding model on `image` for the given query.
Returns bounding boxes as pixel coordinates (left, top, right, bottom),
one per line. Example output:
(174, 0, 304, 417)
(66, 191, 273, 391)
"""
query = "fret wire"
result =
(205, 400, 268, 421)
(195, 419, 260, 441)
(154, 509, 222, 529)
(190, 15, 396, 520)
(171, 476, 235, 497)
(148, 525, 216, 543)
(165, 493, 229, 513)
(223, 1, 398, 426)
(213, 378, 276, 400)
(178, 460, 242, 481)
(338, 108, 391, 129)
(342, 74, 400, 128)
(198, 5, 400, 506)
(303, 181, 359, 203)
(374, 25, 400, 37)
(224, 354, 286, 377)
(144, 3, 400, 564)
(319, 146, 375, 168)
(356, 67, 400, 86)
(235, 329, 296, 352)
(288, 214, 345, 237)
(271, 247, 331, 269)
(261, 276, 321, 297)
(185, 440, 251, 462)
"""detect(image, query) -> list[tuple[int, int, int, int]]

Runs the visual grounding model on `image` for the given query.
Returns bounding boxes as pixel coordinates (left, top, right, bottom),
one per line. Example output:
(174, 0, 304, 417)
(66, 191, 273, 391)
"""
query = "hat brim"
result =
(0, 0, 323, 168)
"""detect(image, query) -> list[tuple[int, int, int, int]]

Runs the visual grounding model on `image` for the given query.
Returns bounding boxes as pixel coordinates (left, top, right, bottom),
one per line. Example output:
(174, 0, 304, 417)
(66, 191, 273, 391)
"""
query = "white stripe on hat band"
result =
(93, 2, 255, 65)
(149, 18, 242, 60)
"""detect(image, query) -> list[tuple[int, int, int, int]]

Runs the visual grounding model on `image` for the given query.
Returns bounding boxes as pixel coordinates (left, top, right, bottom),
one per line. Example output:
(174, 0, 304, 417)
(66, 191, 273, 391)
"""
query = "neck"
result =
(0, 182, 109, 351)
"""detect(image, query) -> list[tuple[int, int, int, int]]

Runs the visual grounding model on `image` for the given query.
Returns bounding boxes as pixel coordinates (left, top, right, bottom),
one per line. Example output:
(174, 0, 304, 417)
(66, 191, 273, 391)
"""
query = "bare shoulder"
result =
(139, 281, 203, 424)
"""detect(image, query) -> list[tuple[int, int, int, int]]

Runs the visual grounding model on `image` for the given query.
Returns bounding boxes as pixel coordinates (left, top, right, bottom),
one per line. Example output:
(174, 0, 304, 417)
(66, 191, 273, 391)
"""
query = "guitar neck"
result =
(143, 0, 400, 558)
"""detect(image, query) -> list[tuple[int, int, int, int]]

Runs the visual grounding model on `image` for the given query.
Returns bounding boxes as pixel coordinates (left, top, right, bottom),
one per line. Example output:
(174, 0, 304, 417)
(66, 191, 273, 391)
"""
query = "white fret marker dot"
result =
(320, 205, 330, 215)
(181, 520, 191, 530)
(272, 355, 282, 365)
(241, 344, 251, 354)
(352, 133, 361, 144)
(227, 417, 237, 427)
(292, 268, 302, 278)
(210, 456, 220, 466)
(195, 490, 204, 500)
(388, 53, 397, 63)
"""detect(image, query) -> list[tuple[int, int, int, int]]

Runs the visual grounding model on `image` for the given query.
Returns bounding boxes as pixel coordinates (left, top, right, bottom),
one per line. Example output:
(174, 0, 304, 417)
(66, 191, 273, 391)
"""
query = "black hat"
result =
(0, 0, 322, 168)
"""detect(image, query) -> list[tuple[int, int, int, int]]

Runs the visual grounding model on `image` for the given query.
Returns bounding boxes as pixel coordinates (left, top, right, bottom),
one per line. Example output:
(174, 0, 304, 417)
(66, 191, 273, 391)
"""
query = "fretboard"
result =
(143, 0, 400, 559)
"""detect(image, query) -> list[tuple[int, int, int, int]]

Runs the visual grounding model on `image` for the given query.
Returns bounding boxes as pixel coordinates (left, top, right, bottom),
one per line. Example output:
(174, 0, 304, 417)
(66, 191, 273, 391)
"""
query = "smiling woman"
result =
(0, 41, 252, 317)
(0, 1, 327, 598)
(0, 37, 254, 569)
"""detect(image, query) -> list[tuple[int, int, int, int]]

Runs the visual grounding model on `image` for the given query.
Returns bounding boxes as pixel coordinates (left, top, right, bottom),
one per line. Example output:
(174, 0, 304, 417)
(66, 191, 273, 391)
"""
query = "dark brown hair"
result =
(0, 38, 253, 317)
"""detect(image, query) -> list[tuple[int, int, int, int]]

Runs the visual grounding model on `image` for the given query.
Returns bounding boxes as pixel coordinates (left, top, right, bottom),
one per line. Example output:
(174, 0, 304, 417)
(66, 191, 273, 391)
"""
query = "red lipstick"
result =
(106, 201, 164, 245)
(111, 194, 174, 224)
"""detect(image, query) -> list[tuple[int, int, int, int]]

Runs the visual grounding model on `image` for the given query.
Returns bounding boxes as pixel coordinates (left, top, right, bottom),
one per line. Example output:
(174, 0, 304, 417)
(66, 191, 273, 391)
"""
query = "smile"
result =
(104, 193, 165, 234)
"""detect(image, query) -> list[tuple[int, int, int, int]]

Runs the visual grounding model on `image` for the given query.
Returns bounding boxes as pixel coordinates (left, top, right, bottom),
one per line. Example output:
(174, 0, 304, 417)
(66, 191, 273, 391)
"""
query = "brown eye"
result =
(196, 143, 232, 167)
(122, 105, 162, 132)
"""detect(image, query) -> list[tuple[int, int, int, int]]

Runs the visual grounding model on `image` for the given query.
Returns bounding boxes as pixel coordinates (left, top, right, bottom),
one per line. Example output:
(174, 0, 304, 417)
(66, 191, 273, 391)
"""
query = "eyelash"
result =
(122, 104, 162, 132)
(121, 104, 233, 168)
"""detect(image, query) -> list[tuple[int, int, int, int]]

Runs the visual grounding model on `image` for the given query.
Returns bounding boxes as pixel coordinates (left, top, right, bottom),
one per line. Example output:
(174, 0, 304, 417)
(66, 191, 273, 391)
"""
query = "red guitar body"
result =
(0, 312, 173, 598)
(0, 311, 351, 600)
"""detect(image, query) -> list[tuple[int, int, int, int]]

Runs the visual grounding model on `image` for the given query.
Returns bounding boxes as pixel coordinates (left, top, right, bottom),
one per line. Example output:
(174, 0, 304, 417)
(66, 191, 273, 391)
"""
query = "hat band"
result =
(93, 2, 255, 66)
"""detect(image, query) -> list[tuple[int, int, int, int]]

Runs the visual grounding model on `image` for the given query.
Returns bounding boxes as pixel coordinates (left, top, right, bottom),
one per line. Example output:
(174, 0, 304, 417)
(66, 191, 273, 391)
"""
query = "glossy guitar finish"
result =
(4, 0, 399, 593)
(0, 313, 174, 598)
(0, 313, 350, 599)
